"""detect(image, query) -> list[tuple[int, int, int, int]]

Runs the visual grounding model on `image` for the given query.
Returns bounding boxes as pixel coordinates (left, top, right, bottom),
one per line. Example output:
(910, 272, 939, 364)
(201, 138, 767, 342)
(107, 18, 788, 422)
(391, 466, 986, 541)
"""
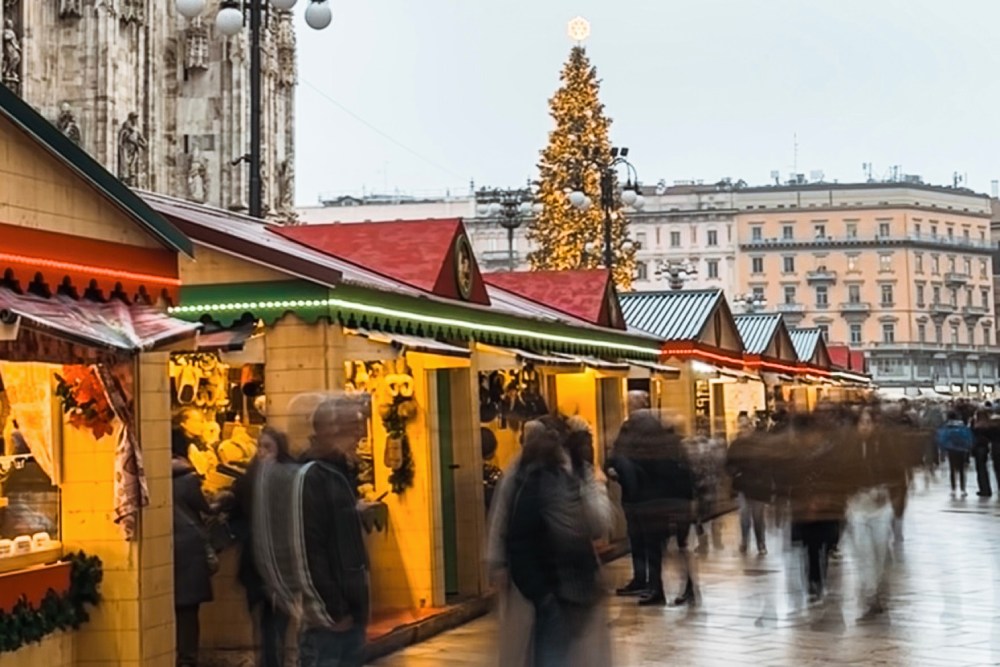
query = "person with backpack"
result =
(937, 410, 973, 497)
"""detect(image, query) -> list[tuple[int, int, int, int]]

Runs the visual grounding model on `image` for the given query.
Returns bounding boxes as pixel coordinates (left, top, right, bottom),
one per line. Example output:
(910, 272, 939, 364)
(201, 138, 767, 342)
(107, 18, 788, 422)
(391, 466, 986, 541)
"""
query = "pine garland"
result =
(528, 46, 636, 290)
(0, 552, 103, 654)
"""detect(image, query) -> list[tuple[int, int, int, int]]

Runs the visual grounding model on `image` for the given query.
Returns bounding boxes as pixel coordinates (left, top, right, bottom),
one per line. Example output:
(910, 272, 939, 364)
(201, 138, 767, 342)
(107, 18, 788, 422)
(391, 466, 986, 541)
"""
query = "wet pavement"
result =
(370, 474, 1000, 666)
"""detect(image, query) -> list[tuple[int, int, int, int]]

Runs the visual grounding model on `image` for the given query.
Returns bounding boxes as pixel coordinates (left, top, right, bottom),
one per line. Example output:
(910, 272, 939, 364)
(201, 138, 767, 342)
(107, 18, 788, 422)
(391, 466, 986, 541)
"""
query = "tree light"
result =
(567, 16, 591, 42)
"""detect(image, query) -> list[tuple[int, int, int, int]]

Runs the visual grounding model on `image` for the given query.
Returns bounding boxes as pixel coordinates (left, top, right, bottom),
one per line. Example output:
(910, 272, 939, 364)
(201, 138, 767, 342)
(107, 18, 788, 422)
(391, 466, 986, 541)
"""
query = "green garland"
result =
(0, 552, 103, 654)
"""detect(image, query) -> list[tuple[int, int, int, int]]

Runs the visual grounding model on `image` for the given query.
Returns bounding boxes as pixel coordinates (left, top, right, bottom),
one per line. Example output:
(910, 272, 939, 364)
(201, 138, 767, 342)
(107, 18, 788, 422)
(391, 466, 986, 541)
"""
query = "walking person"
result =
(937, 410, 973, 498)
(607, 414, 652, 597)
(231, 427, 294, 667)
(172, 436, 217, 667)
(972, 408, 996, 498)
(727, 413, 770, 556)
(505, 418, 604, 667)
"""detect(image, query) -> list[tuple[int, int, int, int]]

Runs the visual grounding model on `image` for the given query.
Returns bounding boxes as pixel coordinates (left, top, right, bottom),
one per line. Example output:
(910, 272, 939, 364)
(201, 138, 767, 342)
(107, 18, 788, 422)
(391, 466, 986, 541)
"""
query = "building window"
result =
(931, 225, 938, 237)
(847, 255, 858, 272)
(968, 326, 976, 346)
(707, 259, 719, 279)
(814, 224, 826, 238)
(751, 256, 764, 274)
(947, 227, 954, 239)
(950, 288, 958, 307)
(817, 324, 829, 341)
(950, 325, 959, 344)
(881, 284, 894, 305)
(783, 256, 795, 273)
(848, 284, 861, 304)
(982, 288, 990, 309)
(981, 259, 989, 279)
(784, 286, 796, 304)
(966, 287, 973, 307)
(752, 286, 765, 301)
(783, 225, 794, 240)
(750, 227, 762, 242)
(963, 257, 972, 276)
(636, 232, 647, 249)
(846, 222, 858, 238)
(670, 230, 681, 247)
(850, 324, 863, 344)
(816, 285, 828, 307)
(963, 229, 970, 241)
(707, 230, 718, 247)
(918, 323, 926, 343)
(916, 284, 925, 307)
(935, 324, 943, 343)
(882, 323, 895, 343)
(932, 285, 941, 304)
(878, 222, 890, 237)
(985, 325, 993, 346)
(635, 262, 648, 281)
(948, 256, 956, 273)
(914, 223, 921, 236)
(879, 254, 892, 272)
(691, 227, 697, 243)
(931, 255, 940, 274)
(915, 253, 923, 273)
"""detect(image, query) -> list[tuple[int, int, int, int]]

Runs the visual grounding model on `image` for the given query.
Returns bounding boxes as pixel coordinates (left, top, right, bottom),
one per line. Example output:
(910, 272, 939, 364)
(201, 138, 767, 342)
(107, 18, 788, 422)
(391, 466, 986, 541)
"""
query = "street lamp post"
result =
(475, 187, 542, 271)
(733, 292, 769, 313)
(655, 259, 698, 290)
(567, 146, 644, 270)
(175, 0, 332, 218)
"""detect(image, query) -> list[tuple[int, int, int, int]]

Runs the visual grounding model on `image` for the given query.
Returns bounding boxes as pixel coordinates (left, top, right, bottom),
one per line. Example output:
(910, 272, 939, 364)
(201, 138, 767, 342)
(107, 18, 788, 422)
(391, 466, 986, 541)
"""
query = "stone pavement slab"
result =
(370, 477, 1000, 666)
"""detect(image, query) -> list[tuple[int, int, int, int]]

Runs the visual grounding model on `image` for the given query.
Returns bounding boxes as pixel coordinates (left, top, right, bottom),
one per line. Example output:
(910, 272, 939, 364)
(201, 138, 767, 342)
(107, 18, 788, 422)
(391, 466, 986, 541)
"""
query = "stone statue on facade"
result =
(277, 158, 294, 214)
(275, 13, 297, 89)
(57, 103, 82, 145)
(58, 0, 82, 19)
(120, 0, 143, 25)
(117, 112, 147, 187)
(185, 16, 208, 72)
(1, 18, 21, 93)
(186, 151, 208, 203)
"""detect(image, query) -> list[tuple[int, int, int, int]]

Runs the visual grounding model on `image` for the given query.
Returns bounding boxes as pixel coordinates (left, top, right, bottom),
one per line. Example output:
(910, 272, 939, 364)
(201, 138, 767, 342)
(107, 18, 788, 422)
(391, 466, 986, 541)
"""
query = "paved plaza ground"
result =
(371, 475, 1000, 666)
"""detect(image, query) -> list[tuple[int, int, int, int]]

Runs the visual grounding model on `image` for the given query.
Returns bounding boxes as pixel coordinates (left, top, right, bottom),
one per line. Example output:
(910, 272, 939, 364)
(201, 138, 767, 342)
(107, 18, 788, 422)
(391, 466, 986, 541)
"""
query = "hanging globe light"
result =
(305, 0, 332, 30)
(215, 3, 245, 36)
(175, 0, 206, 19)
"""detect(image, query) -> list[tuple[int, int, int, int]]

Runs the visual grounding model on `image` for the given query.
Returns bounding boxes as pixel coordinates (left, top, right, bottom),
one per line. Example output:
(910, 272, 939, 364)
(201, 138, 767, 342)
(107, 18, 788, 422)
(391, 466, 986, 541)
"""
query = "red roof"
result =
(828, 344, 867, 372)
(484, 269, 625, 330)
(274, 219, 490, 305)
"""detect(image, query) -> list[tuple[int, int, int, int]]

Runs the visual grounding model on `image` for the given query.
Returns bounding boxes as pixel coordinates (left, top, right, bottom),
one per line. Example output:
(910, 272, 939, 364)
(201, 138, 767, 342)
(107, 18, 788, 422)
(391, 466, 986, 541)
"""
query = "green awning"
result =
(173, 280, 331, 326)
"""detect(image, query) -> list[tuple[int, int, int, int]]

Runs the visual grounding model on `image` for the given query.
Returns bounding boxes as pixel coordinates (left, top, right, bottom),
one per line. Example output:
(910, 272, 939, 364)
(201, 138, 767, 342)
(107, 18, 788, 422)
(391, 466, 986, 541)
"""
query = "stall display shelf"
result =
(0, 544, 63, 576)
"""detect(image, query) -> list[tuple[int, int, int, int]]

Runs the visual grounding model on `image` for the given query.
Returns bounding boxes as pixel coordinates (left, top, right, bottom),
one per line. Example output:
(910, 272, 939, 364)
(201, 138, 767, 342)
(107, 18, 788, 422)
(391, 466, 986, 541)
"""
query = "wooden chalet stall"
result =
(786, 328, 835, 410)
(0, 85, 197, 667)
(733, 313, 802, 427)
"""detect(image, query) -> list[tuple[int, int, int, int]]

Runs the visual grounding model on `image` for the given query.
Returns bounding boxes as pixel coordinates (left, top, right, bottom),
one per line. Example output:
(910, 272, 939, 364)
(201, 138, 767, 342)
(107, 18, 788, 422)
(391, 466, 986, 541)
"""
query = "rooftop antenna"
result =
(770, 170, 780, 186)
(953, 171, 963, 188)
(862, 162, 874, 182)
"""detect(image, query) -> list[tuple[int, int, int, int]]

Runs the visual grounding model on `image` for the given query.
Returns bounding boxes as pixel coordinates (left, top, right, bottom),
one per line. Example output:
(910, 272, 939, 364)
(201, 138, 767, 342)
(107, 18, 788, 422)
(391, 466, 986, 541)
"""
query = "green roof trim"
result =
(171, 280, 662, 360)
(0, 85, 193, 256)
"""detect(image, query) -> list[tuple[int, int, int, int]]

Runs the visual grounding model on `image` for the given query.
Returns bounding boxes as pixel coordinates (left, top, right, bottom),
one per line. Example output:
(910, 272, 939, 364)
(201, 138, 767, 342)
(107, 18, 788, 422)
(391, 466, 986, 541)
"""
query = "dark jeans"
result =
(974, 447, 993, 495)
(645, 521, 691, 596)
(533, 595, 588, 667)
(259, 600, 290, 667)
(948, 450, 969, 491)
(176, 605, 200, 667)
(793, 520, 839, 597)
(299, 624, 366, 667)
(624, 507, 647, 585)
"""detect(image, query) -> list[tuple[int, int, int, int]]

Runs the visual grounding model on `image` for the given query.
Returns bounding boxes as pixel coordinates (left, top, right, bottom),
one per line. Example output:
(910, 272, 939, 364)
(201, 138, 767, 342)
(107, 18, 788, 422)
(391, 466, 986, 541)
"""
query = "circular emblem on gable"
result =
(455, 235, 474, 301)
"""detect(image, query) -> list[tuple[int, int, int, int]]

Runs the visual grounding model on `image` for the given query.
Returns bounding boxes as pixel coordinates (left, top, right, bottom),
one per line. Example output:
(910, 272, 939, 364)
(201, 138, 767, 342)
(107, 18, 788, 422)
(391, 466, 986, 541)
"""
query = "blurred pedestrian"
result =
(972, 408, 996, 497)
(727, 412, 770, 556)
(937, 410, 973, 497)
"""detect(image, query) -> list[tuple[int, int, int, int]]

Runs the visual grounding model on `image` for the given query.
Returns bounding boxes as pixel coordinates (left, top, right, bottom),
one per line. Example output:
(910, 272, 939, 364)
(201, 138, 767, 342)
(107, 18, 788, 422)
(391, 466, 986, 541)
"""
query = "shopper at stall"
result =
(607, 413, 652, 597)
(172, 437, 217, 667)
(295, 396, 371, 667)
(971, 407, 997, 497)
(232, 427, 294, 667)
(727, 412, 770, 556)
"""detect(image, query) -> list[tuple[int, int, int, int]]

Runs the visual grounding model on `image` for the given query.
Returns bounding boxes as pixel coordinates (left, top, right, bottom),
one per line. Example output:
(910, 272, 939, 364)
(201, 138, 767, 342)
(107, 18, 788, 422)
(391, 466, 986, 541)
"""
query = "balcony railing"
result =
(930, 302, 956, 317)
(739, 233, 994, 252)
(962, 305, 989, 318)
(777, 303, 806, 314)
(806, 269, 838, 284)
(838, 301, 871, 315)
(944, 272, 970, 286)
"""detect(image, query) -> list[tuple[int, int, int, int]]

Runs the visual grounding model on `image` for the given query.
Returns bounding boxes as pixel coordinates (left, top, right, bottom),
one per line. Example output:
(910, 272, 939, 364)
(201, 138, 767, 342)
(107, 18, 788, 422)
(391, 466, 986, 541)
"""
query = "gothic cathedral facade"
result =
(0, 0, 297, 220)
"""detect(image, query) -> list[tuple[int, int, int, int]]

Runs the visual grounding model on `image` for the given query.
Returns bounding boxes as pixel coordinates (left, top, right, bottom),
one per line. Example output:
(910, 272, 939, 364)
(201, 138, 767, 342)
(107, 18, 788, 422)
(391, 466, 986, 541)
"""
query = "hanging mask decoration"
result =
(379, 358, 417, 493)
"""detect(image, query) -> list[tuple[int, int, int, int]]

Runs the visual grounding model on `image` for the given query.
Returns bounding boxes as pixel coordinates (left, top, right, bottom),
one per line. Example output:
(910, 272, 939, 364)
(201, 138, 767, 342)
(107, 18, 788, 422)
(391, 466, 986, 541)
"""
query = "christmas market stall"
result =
(0, 85, 197, 667)
(786, 327, 835, 410)
(733, 313, 801, 428)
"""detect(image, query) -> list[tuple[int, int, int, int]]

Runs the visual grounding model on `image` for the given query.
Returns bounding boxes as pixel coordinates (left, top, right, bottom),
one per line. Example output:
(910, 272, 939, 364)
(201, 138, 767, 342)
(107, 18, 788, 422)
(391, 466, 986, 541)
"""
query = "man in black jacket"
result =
(296, 396, 371, 667)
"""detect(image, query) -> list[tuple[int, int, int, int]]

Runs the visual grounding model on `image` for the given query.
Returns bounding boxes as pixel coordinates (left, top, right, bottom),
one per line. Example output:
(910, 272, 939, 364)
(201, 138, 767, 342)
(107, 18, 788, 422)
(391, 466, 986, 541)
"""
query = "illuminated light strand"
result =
(0, 252, 181, 287)
(661, 347, 746, 368)
(168, 297, 662, 357)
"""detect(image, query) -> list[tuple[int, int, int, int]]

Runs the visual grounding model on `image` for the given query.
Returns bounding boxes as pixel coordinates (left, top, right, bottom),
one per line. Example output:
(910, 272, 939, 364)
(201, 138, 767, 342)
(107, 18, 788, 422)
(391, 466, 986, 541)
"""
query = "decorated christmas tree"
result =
(527, 46, 635, 289)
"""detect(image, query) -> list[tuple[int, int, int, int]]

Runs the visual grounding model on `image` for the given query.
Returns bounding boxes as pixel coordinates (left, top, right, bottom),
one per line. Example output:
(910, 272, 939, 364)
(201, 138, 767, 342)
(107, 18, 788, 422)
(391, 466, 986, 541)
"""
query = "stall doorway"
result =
(435, 370, 460, 598)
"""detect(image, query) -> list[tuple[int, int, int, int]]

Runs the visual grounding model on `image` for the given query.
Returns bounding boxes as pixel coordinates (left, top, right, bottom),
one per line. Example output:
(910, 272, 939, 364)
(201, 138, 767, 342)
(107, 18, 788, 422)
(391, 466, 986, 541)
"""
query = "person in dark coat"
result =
(727, 413, 771, 556)
(231, 427, 294, 667)
(607, 412, 654, 597)
(971, 408, 996, 497)
(173, 442, 215, 667)
(937, 410, 973, 497)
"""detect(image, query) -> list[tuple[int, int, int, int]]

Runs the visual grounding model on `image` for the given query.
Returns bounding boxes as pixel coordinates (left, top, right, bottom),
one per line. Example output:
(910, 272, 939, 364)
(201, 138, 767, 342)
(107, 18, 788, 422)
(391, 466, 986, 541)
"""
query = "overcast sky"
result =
(292, 0, 1000, 206)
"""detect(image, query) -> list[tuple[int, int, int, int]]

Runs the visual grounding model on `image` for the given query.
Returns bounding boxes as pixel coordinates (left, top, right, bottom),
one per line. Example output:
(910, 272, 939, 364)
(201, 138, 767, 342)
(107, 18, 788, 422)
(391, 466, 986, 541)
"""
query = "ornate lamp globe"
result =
(271, 0, 298, 9)
(305, 0, 333, 29)
(175, 0, 206, 18)
(621, 188, 638, 207)
(215, 4, 244, 35)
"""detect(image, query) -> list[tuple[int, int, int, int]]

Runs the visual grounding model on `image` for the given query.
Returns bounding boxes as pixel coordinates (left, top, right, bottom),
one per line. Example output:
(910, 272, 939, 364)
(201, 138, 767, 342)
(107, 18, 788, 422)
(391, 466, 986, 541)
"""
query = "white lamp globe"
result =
(518, 201, 532, 215)
(622, 240, 635, 251)
(584, 241, 597, 253)
(304, 0, 332, 29)
(621, 189, 638, 207)
(270, 0, 298, 9)
(632, 195, 646, 210)
(567, 190, 586, 208)
(487, 202, 502, 216)
(215, 6, 244, 36)
(580, 196, 592, 211)
(476, 204, 489, 216)
(531, 202, 544, 215)
(175, 0, 206, 18)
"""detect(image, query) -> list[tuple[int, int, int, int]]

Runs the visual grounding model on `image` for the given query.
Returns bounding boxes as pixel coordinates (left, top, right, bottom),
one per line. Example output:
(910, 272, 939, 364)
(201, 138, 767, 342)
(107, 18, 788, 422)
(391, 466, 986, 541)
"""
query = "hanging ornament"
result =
(379, 358, 416, 493)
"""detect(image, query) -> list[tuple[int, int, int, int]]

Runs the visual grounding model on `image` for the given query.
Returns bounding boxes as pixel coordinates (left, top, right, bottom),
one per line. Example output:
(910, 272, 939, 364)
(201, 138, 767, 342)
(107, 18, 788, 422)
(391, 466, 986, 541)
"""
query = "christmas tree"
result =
(527, 46, 635, 290)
